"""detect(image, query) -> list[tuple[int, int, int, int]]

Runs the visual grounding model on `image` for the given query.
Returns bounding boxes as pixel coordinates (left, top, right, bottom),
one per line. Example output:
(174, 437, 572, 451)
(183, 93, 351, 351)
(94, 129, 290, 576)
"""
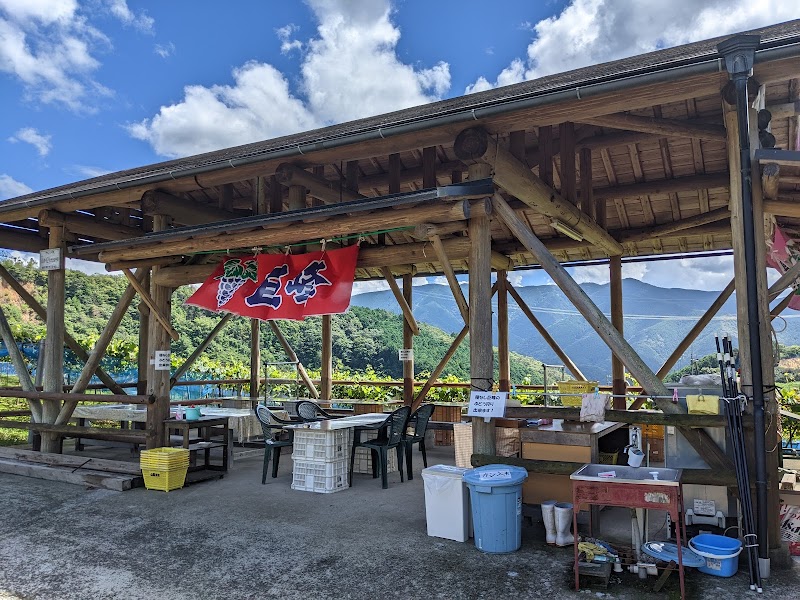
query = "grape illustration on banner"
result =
(215, 257, 258, 308)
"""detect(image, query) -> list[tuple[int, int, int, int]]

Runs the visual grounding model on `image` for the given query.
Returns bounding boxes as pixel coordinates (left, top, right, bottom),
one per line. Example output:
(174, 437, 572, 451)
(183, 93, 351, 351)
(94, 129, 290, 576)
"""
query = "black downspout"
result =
(718, 35, 769, 559)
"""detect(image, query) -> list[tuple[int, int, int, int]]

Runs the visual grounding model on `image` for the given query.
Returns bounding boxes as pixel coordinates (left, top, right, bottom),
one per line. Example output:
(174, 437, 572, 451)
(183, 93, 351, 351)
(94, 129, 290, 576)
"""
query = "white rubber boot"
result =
(541, 500, 557, 545)
(555, 502, 575, 547)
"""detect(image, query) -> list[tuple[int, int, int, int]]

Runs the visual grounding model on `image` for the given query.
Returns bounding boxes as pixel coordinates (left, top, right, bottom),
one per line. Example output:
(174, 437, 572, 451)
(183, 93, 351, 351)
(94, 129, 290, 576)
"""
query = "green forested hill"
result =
(0, 259, 544, 385)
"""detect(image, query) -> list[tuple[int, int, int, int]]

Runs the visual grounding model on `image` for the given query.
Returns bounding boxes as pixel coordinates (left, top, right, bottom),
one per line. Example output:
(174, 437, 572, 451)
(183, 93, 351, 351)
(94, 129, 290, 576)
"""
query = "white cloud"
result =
(8, 126, 52, 156)
(0, 0, 152, 111)
(276, 23, 302, 54)
(154, 41, 174, 58)
(640, 255, 733, 290)
(0, 173, 32, 199)
(352, 280, 389, 295)
(105, 0, 153, 33)
(129, 0, 451, 157)
(467, 0, 800, 92)
(127, 62, 320, 158)
(72, 164, 111, 178)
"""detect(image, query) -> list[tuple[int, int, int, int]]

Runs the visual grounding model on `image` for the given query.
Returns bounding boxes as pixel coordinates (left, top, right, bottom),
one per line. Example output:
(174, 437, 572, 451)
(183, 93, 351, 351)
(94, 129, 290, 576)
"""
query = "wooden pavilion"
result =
(2, 21, 800, 559)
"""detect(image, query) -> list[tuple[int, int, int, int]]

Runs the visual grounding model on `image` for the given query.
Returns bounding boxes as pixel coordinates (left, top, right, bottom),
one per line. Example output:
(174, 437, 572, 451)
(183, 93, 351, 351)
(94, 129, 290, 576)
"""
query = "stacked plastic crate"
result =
(290, 428, 351, 493)
(351, 429, 399, 475)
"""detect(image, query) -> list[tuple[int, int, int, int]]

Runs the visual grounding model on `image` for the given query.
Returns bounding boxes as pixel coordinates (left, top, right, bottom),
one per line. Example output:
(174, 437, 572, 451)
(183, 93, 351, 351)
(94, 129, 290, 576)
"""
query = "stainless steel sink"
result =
(570, 463, 682, 486)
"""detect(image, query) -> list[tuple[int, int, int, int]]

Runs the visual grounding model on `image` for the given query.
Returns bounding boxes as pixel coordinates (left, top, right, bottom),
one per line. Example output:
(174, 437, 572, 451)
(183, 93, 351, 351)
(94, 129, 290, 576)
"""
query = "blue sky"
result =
(2, 0, 799, 290)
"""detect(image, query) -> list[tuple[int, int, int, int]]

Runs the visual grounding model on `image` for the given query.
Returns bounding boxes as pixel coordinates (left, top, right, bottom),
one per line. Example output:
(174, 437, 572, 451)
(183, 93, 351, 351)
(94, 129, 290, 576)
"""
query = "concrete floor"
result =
(0, 443, 797, 600)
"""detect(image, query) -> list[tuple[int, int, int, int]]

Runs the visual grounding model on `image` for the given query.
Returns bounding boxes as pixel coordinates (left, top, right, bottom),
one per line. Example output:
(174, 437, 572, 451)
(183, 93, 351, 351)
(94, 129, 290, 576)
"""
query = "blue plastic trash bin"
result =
(463, 464, 528, 553)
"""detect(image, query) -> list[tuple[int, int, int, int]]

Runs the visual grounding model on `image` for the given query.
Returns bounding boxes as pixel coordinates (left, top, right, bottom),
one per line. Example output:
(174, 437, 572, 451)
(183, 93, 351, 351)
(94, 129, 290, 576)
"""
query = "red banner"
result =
(186, 245, 359, 320)
(768, 225, 800, 311)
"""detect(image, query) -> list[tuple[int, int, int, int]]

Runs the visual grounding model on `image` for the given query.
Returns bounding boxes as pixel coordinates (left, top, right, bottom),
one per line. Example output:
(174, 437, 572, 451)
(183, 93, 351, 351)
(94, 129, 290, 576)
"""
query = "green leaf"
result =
(242, 259, 258, 282)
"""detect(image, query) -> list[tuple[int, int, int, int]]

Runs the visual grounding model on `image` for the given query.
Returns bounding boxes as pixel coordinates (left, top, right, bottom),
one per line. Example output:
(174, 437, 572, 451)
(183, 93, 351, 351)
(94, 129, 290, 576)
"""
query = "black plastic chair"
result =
(255, 405, 295, 482)
(296, 400, 335, 422)
(349, 406, 411, 489)
(403, 403, 435, 480)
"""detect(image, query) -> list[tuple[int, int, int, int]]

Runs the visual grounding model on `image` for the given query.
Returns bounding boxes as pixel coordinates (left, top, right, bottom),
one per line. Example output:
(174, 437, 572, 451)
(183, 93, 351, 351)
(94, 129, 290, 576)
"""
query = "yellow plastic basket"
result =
(556, 380, 599, 407)
(142, 467, 188, 492)
(140, 447, 189, 469)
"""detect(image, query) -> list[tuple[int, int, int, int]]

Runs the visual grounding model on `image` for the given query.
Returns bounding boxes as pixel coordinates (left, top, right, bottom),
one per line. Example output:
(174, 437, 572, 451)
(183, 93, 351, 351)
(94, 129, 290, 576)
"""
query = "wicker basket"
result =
(556, 380, 599, 407)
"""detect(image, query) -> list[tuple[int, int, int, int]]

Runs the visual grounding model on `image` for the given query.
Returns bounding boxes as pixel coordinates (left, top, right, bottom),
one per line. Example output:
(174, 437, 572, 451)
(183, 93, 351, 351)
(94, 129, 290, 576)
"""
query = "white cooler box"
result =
(422, 465, 472, 542)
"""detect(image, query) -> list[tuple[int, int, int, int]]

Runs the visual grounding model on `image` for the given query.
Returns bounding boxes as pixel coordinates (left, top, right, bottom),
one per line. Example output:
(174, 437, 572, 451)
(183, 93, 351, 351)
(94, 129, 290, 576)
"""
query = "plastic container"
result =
(292, 428, 351, 462)
(184, 407, 201, 421)
(142, 467, 188, 491)
(463, 464, 528, 553)
(291, 458, 348, 493)
(140, 447, 189, 468)
(556, 380, 599, 406)
(688, 534, 743, 577)
(422, 465, 471, 542)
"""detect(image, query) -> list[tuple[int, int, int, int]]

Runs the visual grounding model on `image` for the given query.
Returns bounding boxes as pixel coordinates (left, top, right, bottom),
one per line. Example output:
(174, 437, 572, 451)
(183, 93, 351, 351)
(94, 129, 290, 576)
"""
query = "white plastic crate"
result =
(291, 428, 351, 462)
(352, 430, 398, 474)
(291, 458, 349, 493)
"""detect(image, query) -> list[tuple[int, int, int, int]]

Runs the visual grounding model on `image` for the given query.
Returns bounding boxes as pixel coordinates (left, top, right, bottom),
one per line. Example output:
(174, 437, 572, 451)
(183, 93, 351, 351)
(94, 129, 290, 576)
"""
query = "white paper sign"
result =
(467, 391, 507, 419)
(478, 469, 512, 481)
(398, 348, 414, 361)
(694, 498, 716, 516)
(39, 248, 62, 271)
(154, 351, 171, 371)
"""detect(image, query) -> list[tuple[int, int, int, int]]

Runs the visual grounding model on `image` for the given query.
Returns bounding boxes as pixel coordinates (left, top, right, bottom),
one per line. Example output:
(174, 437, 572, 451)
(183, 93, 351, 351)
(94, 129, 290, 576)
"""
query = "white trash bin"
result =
(422, 464, 472, 542)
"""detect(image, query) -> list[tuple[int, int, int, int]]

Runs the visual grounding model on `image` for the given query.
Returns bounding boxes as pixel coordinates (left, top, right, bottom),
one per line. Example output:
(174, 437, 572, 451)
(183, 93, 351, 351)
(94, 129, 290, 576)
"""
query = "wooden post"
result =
(0, 264, 125, 395)
(268, 322, 319, 399)
(0, 306, 41, 421)
(54, 270, 145, 425)
(380, 268, 419, 334)
(250, 319, 260, 401)
(137, 270, 150, 396)
(610, 256, 626, 408)
(171, 314, 232, 388)
(507, 284, 586, 381)
(468, 163, 496, 456)
(402, 274, 415, 405)
(580, 147, 595, 219)
(498, 271, 510, 393)
(560, 122, 577, 205)
(41, 226, 66, 452)
(492, 192, 730, 471)
(725, 101, 781, 548)
(146, 214, 172, 448)
(321, 314, 333, 400)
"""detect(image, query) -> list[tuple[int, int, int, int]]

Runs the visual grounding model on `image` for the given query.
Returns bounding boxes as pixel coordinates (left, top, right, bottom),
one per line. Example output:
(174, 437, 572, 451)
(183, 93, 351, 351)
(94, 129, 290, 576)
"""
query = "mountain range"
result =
(351, 279, 800, 382)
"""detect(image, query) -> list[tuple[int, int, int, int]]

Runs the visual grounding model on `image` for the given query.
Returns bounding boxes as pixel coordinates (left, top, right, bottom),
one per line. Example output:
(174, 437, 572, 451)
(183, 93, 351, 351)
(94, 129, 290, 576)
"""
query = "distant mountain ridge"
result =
(352, 279, 800, 381)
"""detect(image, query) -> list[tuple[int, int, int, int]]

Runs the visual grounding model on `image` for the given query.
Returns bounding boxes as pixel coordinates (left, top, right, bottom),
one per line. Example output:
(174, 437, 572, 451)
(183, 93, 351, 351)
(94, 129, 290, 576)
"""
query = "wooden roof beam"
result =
(275, 163, 363, 204)
(584, 113, 727, 141)
(618, 206, 731, 244)
(592, 172, 730, 201)
(97, 199, 473, 264)
(0, 227, 47, 252)
(38, 210, 143, 241)
(141, 190, 240, 226)
(453, 126, 623, 256)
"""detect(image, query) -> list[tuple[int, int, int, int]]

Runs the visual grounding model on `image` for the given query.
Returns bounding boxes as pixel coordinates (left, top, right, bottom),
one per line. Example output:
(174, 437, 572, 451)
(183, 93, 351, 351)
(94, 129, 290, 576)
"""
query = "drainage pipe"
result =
(718, 35, 769, 559)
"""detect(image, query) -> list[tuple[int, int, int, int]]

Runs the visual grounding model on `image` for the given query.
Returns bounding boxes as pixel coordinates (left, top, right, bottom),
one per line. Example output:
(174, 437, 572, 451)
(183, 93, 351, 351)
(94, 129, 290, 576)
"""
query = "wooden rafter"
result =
(584, 112, 726, 141)
(454, 127, 622, 256)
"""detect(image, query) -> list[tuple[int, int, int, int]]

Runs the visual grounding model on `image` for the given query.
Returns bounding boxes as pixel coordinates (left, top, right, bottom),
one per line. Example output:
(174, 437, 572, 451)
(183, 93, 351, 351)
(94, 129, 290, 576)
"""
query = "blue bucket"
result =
(688, 534, 742, 577)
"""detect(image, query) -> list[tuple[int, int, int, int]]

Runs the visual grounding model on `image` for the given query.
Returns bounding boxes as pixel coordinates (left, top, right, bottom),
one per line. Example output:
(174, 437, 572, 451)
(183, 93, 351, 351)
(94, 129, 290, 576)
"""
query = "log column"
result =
(610, 256, 626, 407)
(146, 214, 172, 448)
(402, 274, 414, 405)
(468, 162, 496, 456)
(41, 225, 65, 453)
(137, 271, 150, 396)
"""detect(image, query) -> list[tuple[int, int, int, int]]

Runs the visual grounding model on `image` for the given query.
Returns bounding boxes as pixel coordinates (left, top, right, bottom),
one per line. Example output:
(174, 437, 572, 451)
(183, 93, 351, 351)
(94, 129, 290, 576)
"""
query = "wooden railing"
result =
(0, 389, 156, 445)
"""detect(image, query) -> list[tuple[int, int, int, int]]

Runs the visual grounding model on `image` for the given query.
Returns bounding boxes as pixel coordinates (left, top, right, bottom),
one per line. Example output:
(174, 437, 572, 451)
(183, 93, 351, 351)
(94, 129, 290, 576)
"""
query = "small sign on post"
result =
(39, 248, 63, 271)
(467, 391, 507, 422)
(398, 348, 414, 361)
(154, 351, 171, 371)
